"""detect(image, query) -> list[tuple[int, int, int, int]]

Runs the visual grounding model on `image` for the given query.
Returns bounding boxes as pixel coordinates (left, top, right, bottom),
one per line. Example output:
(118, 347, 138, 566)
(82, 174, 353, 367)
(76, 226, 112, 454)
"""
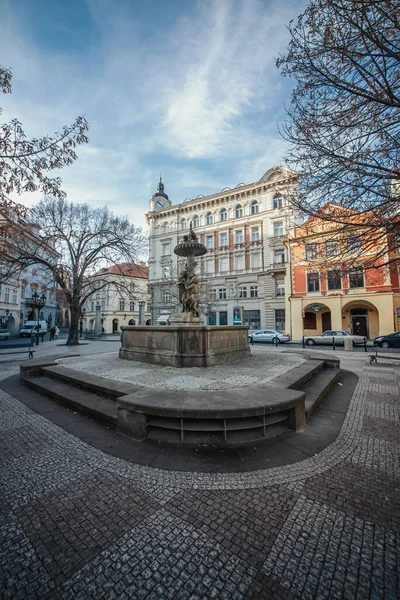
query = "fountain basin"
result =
(119, 325, 250, 368)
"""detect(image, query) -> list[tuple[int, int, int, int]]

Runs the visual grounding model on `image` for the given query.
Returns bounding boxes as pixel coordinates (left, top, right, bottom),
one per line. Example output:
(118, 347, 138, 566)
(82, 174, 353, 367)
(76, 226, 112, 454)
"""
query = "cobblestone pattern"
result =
(0, 353, 399, 598)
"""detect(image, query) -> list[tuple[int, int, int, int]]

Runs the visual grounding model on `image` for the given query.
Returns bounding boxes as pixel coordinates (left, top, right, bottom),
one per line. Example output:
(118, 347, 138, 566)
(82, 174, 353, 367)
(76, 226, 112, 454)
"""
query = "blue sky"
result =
(0, 0, 307, 229)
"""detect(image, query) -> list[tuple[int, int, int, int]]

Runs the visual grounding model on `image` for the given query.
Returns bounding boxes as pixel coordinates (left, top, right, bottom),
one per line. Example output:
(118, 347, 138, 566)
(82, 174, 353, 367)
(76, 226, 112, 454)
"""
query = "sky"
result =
(0, 0, 307, 230)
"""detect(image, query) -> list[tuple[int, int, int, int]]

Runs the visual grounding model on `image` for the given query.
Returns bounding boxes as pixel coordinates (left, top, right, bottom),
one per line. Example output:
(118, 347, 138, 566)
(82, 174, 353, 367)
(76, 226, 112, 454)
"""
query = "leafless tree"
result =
(277, 0, 400, 266)
(1, 197, 147, 345)
(0, 65, 88, 215)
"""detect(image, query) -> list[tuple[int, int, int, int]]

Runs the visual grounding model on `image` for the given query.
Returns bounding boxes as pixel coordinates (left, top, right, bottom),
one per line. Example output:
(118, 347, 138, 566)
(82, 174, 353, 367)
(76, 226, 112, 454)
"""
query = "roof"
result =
(96, 263, 149, 279)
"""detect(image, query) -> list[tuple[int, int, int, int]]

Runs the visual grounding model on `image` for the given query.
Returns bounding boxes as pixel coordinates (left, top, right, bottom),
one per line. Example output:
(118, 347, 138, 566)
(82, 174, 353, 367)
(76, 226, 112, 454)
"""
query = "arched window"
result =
(206, 212, 213, 225)
(220, 208, 227, 222)
(162, 222, 169, 233)
(251, 200, 259, 215)
(235, 204, 243, 218)
(192, 215, 200, 228)
(273, 194, 283, 209)
(181, 218, 187, 230)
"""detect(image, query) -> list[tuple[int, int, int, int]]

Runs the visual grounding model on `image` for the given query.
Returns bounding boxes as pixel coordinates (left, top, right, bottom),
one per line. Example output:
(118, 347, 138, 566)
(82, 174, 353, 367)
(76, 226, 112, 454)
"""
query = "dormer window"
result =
(220, 208, 227, 222)
(251, 200, 259, 215)
(235, 204, 243, 218)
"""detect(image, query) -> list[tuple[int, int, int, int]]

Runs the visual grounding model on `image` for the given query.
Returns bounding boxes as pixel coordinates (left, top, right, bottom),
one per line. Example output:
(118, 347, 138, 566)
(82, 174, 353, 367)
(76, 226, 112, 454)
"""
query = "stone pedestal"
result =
(119, 325, 250, 367)
(169, 312, 204, 327)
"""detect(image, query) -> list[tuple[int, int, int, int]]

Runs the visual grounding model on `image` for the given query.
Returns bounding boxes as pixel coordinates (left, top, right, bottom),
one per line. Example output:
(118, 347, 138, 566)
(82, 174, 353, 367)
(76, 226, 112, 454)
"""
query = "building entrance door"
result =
(322, 312, 332, 331)
(352, 315, 367, 337)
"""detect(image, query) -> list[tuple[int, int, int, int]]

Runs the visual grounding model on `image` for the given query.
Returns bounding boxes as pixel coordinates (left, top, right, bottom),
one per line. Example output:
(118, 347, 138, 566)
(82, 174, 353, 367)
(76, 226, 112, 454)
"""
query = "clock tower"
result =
(150, 177, 171, 211)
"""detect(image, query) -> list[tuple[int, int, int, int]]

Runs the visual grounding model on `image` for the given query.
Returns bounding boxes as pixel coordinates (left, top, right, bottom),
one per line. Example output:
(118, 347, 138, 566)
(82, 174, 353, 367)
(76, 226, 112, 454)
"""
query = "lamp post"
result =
(30, 291, 46, 346)
(79, 308, 86, 338)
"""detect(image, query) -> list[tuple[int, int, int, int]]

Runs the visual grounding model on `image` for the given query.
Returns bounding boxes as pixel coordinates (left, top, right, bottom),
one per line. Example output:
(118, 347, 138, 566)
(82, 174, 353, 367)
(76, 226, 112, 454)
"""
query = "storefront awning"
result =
(157, 314, 171, 323)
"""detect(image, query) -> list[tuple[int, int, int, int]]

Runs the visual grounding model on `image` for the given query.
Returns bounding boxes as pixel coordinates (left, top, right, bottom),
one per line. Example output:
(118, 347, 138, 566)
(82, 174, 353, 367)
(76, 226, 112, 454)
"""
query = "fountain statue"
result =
(119, 222, 249, 367)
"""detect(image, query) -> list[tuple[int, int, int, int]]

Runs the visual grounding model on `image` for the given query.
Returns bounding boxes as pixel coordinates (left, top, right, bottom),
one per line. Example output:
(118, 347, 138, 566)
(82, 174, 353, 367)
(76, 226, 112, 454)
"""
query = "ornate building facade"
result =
(147, 167, 300, 330)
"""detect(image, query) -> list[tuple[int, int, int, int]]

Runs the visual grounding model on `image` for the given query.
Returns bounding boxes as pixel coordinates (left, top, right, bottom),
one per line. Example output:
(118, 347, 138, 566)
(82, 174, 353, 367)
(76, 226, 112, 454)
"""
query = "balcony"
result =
(266, 261, 287, 275)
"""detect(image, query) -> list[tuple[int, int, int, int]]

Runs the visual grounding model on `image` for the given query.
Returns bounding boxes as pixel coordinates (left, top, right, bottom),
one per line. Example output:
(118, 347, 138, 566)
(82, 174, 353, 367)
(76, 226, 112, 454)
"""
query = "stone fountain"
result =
(119, 224, 250, 367)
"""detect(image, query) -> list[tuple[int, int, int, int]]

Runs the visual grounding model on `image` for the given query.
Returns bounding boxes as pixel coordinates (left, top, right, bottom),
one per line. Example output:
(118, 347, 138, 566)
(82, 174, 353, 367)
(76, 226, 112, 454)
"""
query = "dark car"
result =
(373, 332, 400, 349)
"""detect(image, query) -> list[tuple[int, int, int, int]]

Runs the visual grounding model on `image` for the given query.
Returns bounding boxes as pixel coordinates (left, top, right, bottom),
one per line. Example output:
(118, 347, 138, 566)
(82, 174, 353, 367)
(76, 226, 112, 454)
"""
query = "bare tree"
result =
(1, 197, 147, 345)
(277, 0, 400, 265)
(0, 65, 88, 213)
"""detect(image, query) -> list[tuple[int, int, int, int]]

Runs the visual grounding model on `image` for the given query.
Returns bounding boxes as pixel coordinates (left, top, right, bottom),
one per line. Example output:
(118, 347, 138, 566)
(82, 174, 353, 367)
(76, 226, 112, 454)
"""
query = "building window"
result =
(325, 239, 339, 257)
(235, 254, 245, 270)
(162, 242, 170, 256)
(251, 200, 259, 215)
(250, 285, 259, 298)
(119, 299, 125, 311)
(219, 257, 229, 272)
(181, 219, 187, 230)
(101, 300, 105, 310)
(210, 289, 217, 300)
(220, 208, 227, 222)
(349, 268, 364, 288)
(251, 253, 261, 269)
(238, 286, 247, 298)
(303, 312, 317, 329)
(244, 309, 260, 330)
(21, 285, 26, 299)
(162, 222, 169, 234)
(219, 311, 228, 325)
(219, 288, 227, 299)
(273, 194, 283, 209)
(327, 270, 341, 290)
(275, 309, 285, 330)
(192, 215, 200, 227)
(305, 243, 318, 260)
(129, 282, 135, 292)
(347, 236, 361, 253)
(205, 259, 214, 274)
(273, 222, 284, 237)
(206, 212, 213, 225)
(162, 291, 173, 302)
(235, 204, 243, 218)
(235, 230, 244, 244)
(147, 302, 152, 312)
(5, 287, 10, 303)
(220, 232, 228, 247)
(276, 280, 285, 296)
(12, 289, 18, 304)
(206, 235, 214, 249)
(251, 226, 260, 241)
(208, 312, 216, 325)
(130, 301, 135, 311)
(91, 301, 94, 311)
(274, 249, 285, 264)
(307, 272, 320, 292)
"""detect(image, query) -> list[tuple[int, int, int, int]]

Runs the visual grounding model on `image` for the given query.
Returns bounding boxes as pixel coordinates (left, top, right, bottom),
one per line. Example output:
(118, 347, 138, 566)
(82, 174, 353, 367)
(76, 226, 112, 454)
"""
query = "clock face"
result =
(155, 199, 165, 209)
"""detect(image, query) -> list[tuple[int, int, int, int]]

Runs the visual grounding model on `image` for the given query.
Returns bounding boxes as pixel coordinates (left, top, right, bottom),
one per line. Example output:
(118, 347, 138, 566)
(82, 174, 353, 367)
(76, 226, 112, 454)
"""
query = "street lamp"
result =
(30, 291, 46, 346)
(79, 308, 86, 338)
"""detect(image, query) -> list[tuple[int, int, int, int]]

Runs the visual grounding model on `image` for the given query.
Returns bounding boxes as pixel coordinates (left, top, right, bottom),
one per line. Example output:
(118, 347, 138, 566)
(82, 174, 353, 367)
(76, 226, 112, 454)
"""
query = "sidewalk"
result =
(0, 351, 399, 599)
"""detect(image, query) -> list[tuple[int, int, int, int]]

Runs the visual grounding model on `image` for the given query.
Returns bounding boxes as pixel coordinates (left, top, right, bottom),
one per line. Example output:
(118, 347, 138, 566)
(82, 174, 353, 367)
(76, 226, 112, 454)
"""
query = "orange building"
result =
(285, 204, 400, 340)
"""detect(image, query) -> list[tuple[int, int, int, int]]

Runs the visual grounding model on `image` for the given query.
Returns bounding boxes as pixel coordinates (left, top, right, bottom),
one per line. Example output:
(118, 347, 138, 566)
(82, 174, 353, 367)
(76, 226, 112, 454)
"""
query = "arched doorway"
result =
(303, 303, 331, 334)
(128, 319, 136, 326)
(342, 300, 379, 339)
(112, 319, 119, 333)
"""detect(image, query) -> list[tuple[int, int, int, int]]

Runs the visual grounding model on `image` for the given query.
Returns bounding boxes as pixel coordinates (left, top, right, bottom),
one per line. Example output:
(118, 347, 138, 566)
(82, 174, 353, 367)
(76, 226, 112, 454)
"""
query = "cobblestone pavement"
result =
(0, 351, 399, 599)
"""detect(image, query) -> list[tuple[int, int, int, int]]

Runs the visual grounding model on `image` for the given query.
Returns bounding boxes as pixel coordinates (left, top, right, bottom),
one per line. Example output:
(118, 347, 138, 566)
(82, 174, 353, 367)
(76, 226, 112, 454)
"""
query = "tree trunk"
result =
(67, 303, 80, 345)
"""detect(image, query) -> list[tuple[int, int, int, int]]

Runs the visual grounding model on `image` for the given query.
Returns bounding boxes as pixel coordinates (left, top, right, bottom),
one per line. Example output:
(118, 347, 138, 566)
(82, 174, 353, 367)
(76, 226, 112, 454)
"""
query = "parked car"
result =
(373, 332, 400, 349)
(20, 320, 48, 337)
(304, 330, 365, 346)
(0, 328, 10, 341)
(248, 330, 291, 344)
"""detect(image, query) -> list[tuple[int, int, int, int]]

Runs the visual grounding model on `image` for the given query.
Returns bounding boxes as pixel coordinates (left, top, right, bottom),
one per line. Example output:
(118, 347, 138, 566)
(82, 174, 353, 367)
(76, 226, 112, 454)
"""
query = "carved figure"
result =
(177, 267, 188, 310)
(184, 274, 201, 317)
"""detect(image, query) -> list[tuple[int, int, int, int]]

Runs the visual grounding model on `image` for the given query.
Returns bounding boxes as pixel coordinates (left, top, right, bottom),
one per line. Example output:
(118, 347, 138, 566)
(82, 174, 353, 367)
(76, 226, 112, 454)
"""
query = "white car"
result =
(0, 328, 10, 341)
(248, 330, 291, 344)
(304, 330, 365, 346)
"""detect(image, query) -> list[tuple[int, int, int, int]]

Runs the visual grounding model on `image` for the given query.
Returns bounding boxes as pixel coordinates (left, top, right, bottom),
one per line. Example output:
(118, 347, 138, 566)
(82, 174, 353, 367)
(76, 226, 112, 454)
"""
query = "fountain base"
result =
(119, 324, 250, 368)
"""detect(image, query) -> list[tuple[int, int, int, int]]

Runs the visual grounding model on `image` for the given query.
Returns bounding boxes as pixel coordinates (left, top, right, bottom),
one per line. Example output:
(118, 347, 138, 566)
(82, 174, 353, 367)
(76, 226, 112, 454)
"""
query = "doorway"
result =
(352, 315, 367, 337)
(322, 311, 332, 331)
(113, 319, 119, 333)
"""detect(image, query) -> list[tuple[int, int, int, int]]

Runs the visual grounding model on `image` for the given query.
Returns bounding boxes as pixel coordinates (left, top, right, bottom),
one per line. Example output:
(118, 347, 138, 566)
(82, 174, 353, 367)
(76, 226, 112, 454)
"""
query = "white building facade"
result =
(147, 168, 299, 331)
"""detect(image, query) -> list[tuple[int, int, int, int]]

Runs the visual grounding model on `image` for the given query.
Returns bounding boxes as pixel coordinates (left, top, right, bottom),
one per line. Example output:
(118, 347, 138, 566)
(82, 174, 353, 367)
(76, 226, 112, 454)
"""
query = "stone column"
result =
(139, 301, 145, 325)
(94, 304, 102, 336)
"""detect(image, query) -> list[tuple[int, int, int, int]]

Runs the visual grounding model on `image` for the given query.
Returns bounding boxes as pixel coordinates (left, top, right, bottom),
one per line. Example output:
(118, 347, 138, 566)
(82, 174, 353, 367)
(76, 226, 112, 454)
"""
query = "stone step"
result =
(23, 375, 117, 427)
(300, 369, 341, 421)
